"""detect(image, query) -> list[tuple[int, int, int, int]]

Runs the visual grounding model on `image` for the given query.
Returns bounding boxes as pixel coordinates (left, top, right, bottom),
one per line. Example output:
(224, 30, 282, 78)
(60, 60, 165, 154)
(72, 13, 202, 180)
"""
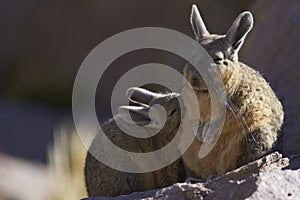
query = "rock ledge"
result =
(84, 152, 300, 200)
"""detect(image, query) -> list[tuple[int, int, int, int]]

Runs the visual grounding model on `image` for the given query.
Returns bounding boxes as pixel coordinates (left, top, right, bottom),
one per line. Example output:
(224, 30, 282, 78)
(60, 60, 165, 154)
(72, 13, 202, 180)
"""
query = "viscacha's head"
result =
(184, 4, 253, 92)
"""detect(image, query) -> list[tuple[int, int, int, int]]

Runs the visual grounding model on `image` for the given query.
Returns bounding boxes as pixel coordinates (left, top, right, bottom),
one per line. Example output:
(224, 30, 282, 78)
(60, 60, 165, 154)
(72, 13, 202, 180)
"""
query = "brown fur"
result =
(182, 5, 284, 178)
(84, 90, 186, 197)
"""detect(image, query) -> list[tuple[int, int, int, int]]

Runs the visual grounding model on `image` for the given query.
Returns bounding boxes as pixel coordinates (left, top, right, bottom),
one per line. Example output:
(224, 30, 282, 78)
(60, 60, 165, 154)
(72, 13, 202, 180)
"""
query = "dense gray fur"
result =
(85, 88, 185, 197)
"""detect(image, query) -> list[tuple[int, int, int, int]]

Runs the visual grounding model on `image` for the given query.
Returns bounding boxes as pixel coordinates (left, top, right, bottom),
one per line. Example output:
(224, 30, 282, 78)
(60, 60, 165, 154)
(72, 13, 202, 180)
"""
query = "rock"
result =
(250, 169, 300, 199)
(242, 0, 300, 155)
(82, 152, 300, 200)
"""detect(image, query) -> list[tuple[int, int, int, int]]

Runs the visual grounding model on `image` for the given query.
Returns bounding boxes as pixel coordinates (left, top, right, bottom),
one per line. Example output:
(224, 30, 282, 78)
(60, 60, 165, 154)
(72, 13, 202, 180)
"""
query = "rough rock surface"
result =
(242, 0, 300, 156)
(83, 152, 300, 200)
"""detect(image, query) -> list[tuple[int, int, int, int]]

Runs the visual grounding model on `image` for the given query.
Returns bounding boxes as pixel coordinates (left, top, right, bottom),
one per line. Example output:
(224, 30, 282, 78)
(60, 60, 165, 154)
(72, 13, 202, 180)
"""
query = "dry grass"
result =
(47, 124, 88, 200)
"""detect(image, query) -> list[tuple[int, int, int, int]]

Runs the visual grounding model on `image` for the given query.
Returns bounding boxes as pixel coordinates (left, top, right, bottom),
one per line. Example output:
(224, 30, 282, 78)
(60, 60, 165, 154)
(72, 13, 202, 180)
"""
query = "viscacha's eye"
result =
(213, 57, 223, 64)
(170, 109, 176, 116)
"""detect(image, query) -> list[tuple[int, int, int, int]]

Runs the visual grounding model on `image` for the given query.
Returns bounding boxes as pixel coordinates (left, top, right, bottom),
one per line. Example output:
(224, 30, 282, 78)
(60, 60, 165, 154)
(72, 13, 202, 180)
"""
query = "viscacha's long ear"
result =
(126, 87, 164, 107)
(190, 4, 209, 41)
(225, 11, 254, 55)
(118, 105, 151, 125)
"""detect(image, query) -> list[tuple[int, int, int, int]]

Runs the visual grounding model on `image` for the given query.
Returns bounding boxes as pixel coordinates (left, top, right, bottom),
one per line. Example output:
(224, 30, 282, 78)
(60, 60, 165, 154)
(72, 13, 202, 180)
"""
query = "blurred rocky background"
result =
(0, 0, 299, 199)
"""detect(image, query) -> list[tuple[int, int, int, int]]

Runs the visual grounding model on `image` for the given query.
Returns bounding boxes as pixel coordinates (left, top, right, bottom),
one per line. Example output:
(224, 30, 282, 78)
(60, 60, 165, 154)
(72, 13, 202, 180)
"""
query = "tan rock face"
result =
(242, 0, 300, 155)
(82, 152, 300, 200)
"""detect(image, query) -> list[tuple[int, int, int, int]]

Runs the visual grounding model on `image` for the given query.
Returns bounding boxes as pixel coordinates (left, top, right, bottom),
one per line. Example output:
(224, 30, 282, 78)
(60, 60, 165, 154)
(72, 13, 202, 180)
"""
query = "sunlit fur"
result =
(182, 6, 284, 179)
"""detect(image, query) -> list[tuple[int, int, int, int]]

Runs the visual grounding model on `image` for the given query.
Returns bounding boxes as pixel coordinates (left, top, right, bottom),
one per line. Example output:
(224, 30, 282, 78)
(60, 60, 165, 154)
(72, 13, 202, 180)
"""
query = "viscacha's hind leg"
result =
(236, 130, 278, 167)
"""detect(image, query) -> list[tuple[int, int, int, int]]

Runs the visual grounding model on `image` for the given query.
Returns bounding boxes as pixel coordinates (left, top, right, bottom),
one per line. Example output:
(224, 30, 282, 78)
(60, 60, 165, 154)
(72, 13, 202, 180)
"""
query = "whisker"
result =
(225, 99, 257, 144)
